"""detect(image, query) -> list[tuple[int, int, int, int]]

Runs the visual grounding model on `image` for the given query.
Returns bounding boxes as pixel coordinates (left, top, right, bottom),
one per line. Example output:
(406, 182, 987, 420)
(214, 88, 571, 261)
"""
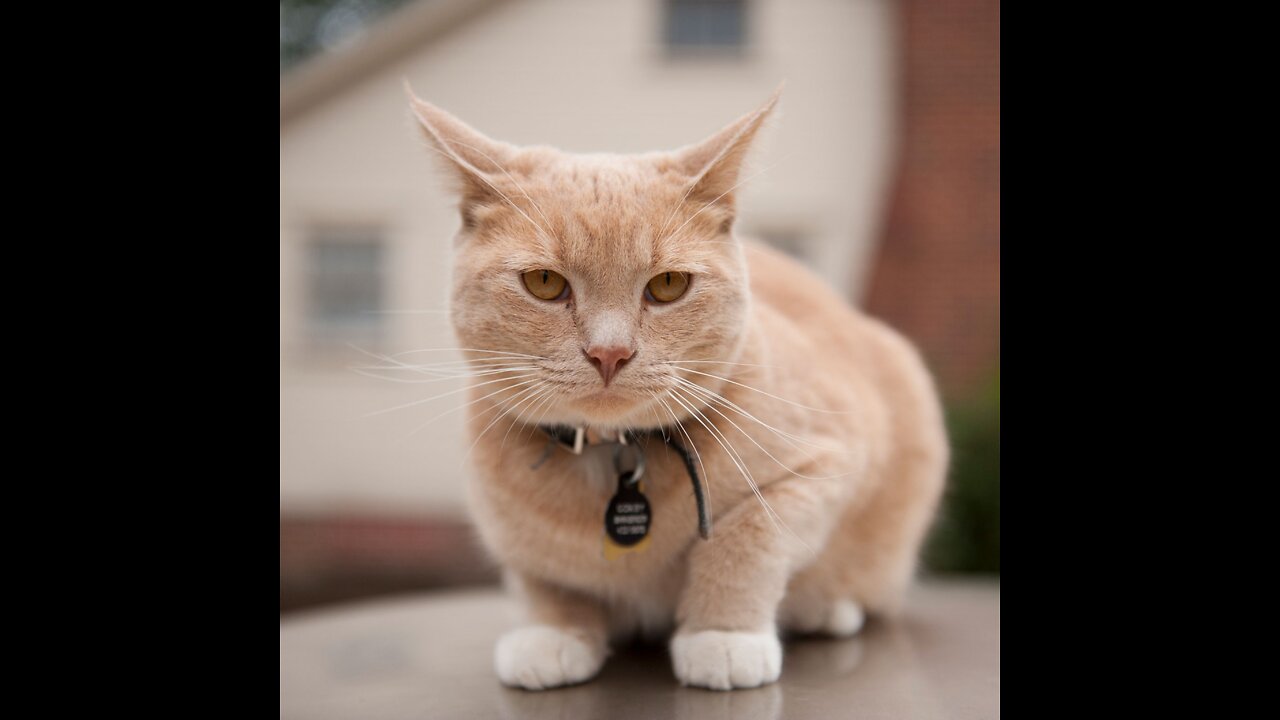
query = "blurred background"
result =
(280, 0, 999, 613)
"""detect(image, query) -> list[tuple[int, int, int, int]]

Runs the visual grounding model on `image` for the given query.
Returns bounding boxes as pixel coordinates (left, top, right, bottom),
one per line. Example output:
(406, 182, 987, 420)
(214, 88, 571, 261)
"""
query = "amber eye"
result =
(645, 271, 690, 303)
(522, 269, 569, 301)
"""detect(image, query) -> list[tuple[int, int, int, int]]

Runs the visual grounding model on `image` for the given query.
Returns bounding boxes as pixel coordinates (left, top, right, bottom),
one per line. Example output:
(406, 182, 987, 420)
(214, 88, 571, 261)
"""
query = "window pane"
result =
(307, 229, 384, 345)
(665, 0, 745, 49)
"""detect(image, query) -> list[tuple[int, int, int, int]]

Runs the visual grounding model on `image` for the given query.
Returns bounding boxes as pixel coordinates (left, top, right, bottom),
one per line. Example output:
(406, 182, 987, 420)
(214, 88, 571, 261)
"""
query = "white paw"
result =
(825, 599, 865, 638)
(782, 597, 867, 638)
(494, 625, 606, 690)
(670, 628, 782, 690)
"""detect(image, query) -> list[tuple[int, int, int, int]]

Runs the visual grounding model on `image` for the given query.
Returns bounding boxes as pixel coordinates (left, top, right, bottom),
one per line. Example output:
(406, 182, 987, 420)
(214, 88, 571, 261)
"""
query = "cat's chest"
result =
(468, 440, 697, 596)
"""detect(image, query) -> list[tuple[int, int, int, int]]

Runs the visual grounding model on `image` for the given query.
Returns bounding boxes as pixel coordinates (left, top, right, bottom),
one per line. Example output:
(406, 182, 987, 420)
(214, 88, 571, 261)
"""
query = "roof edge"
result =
(280, 0, 509, 128)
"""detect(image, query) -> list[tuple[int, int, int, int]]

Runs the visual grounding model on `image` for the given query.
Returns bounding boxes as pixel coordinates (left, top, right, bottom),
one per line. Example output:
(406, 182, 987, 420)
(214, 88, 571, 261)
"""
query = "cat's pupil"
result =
(665, 272, 671, 286)
(542, 270, 548, 285)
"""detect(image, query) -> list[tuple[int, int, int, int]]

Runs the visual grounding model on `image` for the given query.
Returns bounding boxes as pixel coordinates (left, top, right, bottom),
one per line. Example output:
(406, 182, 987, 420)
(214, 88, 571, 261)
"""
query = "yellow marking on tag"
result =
(604, 533, 651, 561)
(603, 480, 650, 561)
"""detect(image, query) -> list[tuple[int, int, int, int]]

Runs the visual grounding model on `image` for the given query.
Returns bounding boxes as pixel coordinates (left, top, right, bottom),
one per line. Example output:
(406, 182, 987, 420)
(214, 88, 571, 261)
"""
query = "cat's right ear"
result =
(673, 86, 781, 212)
(405, 83, 516, 228)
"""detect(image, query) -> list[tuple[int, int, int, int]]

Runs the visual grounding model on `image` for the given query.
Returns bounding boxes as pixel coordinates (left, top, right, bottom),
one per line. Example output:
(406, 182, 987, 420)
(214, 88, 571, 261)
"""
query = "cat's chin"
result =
(560, 388, 658, 428)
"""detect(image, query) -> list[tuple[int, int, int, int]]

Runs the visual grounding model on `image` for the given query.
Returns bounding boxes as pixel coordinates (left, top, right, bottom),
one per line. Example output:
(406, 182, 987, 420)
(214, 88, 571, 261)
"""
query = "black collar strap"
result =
(537, 424, 711, 540)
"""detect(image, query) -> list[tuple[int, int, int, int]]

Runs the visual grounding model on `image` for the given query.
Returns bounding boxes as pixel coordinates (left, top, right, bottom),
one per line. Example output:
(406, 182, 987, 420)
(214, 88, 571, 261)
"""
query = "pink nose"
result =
(584, 346, 634, 386)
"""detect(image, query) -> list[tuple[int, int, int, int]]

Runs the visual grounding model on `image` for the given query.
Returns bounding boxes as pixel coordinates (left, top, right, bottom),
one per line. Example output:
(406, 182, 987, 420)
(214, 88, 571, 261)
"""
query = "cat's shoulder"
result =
(738, 238, 931, 373)
(738, 239, 862, 322)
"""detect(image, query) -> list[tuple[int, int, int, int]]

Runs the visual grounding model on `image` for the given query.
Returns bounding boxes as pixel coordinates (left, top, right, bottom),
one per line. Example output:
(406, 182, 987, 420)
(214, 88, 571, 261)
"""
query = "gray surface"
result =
(280, 579, 999, 719)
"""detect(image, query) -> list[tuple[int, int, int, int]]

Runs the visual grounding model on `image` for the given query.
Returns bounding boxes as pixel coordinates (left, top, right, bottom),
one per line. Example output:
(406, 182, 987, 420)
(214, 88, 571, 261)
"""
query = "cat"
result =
(405, 85, 948, 691)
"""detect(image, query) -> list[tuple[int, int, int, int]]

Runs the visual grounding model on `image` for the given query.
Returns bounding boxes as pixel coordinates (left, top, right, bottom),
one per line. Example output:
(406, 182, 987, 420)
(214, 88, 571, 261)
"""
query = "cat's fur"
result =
(407, 87, 948, 691)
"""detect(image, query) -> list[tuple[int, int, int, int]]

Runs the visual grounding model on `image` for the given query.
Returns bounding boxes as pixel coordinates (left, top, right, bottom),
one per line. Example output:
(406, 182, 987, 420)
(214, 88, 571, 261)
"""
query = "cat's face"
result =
(409, 89, 777, 430)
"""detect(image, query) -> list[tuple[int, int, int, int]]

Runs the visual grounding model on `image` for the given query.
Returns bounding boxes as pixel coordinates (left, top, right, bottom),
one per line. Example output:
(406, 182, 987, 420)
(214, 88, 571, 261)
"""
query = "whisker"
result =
(520, 384, 563, 445)
(464, 381, 549, 462)
(388, 347, 547, 360)
(665, 386, 793, 543)
(443, 139, 558, 235)
(675, 379, 849, 481)
(671, 376, 840, 454)
(352, 366, 537, 384)
(399, 355, 545, 364)
(416, 139, 556, 245)
(362, 372, 539, 418)
(357, 365, 533, 376)
(649, 390, 712, 513)
(668, 366, 851, 415)
(372, 360, 545, 377)
(499, 384, 556, 452)
(655, 175, 705, 246)
(402, 376, 543, 439)
(377, 355, 540, 365)
(358, 357, 526, 368)
(661, 159, 785, 244)
(661, 359, 781, 370)
(357, 354, 541, 385)
(346, 345, 544, 383)
(670, 386, 819, 556)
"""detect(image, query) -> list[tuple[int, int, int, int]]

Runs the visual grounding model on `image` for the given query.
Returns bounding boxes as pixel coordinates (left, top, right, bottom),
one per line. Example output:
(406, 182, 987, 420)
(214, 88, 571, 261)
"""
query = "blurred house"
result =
(280, 0, 898, 546)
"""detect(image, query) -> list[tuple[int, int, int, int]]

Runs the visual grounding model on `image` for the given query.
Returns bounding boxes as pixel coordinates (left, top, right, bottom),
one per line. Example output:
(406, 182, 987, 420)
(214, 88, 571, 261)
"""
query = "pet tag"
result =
(605, 471, 650, 546)
(603, 443, 651, 559)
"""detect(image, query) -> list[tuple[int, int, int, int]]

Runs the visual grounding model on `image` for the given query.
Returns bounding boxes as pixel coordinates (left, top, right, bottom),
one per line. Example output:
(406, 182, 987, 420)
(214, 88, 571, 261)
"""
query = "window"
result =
(664, 0, 746, 52)
(306, 228, 385, 347)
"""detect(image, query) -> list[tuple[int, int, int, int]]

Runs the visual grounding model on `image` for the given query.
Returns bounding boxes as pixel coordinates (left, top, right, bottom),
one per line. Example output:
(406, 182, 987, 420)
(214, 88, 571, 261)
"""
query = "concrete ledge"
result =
(280, 579, 999, 719)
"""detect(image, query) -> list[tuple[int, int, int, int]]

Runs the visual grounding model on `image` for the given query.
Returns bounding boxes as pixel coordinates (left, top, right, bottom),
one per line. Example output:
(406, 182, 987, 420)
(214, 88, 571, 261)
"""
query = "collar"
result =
(535, 423, 712, 540)
(539, 424, 633, 455)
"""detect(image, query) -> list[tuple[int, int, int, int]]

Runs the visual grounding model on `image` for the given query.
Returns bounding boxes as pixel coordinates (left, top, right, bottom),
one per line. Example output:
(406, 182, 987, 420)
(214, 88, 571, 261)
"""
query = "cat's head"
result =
(408, 86, 779, 431)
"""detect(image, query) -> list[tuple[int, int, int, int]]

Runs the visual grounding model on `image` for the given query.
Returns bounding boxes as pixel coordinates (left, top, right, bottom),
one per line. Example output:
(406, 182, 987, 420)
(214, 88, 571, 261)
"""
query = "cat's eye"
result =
(645, 271, 690, 303)
(522, 269, 569, 301)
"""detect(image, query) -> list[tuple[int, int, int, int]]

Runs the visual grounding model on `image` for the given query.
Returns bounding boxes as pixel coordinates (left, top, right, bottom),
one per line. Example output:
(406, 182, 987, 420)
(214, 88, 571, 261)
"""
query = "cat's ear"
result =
(674, 86, 781, 209)
(405, 83, 517, 225)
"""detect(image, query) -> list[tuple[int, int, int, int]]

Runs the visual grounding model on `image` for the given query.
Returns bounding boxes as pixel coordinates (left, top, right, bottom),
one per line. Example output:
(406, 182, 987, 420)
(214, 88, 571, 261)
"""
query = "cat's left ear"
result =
(405, 83, 517, 222)
(674, 86, 782, 210)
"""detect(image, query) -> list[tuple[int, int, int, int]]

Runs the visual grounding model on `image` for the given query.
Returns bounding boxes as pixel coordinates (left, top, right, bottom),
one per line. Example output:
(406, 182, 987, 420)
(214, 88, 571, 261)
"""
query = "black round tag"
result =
(605, 482, 650, 546)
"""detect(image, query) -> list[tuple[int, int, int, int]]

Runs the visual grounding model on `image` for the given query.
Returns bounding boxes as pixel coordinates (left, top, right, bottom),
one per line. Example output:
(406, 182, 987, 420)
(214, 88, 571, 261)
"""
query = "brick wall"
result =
(864, 0, 1000, 399)
(280, 515, 499, 612)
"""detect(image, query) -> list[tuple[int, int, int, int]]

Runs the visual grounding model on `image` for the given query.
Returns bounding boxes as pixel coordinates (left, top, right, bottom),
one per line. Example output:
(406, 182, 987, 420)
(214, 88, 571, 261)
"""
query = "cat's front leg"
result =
(671, 477, 845, 690)
(495, 572, 610, 690)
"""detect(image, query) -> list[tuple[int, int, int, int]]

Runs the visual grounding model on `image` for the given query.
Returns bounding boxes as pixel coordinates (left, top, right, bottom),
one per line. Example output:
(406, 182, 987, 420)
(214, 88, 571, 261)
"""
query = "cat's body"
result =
(407, 87, 947, 691)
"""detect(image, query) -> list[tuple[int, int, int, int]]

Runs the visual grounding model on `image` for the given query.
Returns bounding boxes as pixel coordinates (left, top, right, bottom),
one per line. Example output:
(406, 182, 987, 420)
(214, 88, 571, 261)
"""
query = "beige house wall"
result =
(280, 0, 897, 514)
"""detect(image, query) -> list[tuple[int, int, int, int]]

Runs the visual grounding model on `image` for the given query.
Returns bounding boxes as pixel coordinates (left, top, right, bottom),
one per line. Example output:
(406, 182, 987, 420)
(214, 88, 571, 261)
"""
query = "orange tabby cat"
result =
(407, 86, 947, 691)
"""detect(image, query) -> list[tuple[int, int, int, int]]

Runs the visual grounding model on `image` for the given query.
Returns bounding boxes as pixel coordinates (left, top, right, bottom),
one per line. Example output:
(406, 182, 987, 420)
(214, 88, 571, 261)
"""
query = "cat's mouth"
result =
(565, 385, 651, 423)
(573, 386, 634, 406)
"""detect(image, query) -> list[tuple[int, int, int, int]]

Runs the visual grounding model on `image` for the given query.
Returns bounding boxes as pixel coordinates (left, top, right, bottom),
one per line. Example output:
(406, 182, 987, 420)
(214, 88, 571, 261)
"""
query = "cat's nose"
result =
(584, 345, 634, 386)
